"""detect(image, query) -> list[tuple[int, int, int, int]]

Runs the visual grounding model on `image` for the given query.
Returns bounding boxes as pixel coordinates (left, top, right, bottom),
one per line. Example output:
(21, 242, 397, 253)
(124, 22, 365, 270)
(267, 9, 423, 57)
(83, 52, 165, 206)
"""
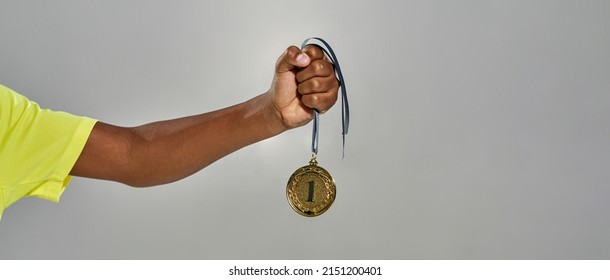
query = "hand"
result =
(268, 45, 339, 129)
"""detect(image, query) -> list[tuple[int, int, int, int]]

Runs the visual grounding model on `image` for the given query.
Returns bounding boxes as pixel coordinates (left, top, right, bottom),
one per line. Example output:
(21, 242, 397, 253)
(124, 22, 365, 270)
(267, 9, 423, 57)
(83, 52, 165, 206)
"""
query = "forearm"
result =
(128, 92, 287, 186)
(72, 92, 288, 187)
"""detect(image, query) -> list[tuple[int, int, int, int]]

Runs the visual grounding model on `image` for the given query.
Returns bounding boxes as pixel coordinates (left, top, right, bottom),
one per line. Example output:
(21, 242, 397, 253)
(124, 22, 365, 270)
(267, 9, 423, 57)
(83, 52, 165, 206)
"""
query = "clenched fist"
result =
(268, 45, 339, 129)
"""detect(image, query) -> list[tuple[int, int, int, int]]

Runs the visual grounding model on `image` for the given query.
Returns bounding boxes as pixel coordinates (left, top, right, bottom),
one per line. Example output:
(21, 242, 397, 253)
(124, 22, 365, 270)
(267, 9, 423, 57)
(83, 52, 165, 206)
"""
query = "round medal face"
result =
(286, 162, 336, 217)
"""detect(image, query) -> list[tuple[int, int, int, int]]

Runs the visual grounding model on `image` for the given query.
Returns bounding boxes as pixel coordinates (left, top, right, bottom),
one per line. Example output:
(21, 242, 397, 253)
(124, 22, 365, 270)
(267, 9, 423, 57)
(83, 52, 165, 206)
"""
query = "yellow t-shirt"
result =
(0, 85, 97, 220)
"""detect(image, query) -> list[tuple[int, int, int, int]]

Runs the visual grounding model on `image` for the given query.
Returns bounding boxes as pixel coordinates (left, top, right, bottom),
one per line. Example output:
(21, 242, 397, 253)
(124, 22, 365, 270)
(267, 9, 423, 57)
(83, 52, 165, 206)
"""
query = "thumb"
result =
(275, 45, 311, 73)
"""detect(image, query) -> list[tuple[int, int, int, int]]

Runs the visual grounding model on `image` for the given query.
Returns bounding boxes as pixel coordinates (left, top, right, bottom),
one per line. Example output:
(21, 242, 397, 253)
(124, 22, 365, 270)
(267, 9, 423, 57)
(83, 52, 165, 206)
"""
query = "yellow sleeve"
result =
(0, 85, 97, 220)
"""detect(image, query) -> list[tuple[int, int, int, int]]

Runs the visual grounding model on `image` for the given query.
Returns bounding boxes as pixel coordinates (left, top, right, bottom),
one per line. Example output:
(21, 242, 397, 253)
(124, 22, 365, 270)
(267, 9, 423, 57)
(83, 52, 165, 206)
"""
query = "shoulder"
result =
(0, 84, 33, 130)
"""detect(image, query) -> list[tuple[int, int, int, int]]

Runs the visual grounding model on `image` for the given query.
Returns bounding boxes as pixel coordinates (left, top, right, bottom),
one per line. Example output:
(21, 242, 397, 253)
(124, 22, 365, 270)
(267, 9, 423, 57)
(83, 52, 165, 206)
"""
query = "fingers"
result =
(298, 74, 338, 94)
(300, 85, 339, 114)
(296, 59, 335, 83)
(298, 72, 339, 113)
(297, 45, 339, 113)
(275, 45, 311, 73)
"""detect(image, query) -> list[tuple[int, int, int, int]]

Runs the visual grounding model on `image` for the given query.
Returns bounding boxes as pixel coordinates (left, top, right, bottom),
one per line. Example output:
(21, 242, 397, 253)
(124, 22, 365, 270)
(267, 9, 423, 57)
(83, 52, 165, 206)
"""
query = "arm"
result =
(70, 45, 338, 187)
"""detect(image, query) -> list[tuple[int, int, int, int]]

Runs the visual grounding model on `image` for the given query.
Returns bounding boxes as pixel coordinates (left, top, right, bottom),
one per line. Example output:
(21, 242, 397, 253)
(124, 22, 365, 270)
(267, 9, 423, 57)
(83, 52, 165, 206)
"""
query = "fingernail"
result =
(296, 53, 309, 65)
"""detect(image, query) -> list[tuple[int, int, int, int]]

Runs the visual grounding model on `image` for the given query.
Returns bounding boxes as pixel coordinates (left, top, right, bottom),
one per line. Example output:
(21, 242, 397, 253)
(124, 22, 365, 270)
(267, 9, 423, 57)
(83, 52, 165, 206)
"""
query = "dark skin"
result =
(70, 45, 339, 187)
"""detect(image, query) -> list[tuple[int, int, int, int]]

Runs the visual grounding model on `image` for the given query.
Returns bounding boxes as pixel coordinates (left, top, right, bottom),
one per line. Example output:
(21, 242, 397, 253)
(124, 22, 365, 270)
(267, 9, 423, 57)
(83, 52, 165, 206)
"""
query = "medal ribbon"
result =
(301, 37, 350, 158)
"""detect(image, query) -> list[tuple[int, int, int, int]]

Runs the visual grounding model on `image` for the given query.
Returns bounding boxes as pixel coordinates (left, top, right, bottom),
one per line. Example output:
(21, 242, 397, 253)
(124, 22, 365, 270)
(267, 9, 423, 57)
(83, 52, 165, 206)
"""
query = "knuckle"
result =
(302, 94, 319, 109)
(314, 60, 333, 75)
(313, 60, 325, 73)
(310, 94, 320, 104)
(310, 79, 321, 91)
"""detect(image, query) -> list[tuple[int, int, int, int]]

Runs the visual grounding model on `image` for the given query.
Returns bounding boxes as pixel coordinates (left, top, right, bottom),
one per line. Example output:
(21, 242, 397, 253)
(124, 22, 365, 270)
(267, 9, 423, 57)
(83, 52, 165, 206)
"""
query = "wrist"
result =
(251, 92, 290, 137)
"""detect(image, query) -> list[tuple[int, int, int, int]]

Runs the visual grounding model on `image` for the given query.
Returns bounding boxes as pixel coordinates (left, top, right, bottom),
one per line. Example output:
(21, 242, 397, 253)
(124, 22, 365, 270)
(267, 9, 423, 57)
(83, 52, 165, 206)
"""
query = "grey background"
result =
(1, 0, 609, 259)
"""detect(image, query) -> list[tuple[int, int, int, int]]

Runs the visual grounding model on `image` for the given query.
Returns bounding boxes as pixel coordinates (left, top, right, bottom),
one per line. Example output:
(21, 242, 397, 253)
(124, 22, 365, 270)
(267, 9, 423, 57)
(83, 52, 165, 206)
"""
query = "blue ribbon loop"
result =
(301, 37, 350, 159)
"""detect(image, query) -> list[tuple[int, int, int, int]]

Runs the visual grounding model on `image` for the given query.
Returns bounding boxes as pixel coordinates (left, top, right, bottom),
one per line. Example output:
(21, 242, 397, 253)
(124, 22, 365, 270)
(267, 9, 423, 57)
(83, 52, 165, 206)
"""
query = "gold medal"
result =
(286, 154, 336, 217)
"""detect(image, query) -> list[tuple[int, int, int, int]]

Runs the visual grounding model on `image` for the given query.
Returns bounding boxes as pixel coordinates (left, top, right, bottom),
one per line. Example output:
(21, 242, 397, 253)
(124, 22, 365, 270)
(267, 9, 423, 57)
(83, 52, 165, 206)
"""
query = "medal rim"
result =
(286, 163, 336, 217)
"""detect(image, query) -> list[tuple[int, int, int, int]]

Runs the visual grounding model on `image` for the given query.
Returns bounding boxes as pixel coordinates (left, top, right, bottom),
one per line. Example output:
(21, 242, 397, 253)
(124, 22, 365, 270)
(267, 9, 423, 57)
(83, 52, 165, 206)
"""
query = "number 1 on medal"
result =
(307, 181, 315, 202)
